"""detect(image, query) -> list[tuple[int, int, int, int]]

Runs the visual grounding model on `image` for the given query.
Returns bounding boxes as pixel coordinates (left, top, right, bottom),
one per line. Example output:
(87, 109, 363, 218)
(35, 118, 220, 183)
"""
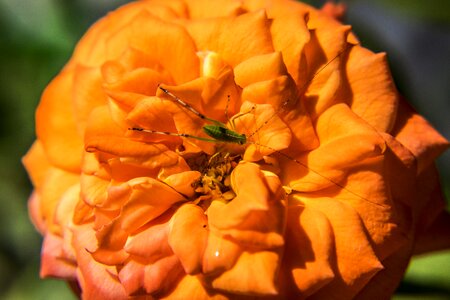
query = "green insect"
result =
(131, 86, 259, 146)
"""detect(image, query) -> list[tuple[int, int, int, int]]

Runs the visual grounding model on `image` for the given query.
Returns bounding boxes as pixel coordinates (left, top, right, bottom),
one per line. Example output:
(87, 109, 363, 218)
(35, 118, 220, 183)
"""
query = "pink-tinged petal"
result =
(118, 259, 145, 296)
(60, 227, 77, 263)
(392, 99, 449, 174)
(320, 2, 347, 21)
(168, 204, 208, 274)
(28, 192, 46, 234)
(40, 233, 77, 279)
(39, 168, 79, 233)
(72, 225, 128, 300)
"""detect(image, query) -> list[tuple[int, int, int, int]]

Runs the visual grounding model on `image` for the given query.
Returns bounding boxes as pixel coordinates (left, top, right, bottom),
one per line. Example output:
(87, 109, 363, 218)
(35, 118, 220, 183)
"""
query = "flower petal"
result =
(283, 205, 335, 297)
(72, 225, 128, 299)
(168, 204, 208, 274)
(186, 10, 274, 67)
(208, 163, 286, 249)
(36, 70, 83, 172)
(292, 196, 384, 299)
(22, 140, 51, 190)
(345, 46, 399, 132)
(284, 104, 386, 192)
(128, 10, 200, 84)
(210, 249, 282, 296)
(40, 233, 77, 279)
(187, 0, 243, 18)
(392, 99, 449, 174)
(72, 64, 108, 132)
(232, 102, 291, 161)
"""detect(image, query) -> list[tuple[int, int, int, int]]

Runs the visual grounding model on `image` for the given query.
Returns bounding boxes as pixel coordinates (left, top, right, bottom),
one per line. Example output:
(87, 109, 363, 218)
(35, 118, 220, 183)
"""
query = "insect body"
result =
(202, 124, 246, 145)
(132, 86, 252, 147)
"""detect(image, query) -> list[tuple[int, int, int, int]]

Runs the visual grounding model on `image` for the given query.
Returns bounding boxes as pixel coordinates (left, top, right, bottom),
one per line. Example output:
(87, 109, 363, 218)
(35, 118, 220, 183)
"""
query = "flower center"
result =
(187, 152, 242, 210)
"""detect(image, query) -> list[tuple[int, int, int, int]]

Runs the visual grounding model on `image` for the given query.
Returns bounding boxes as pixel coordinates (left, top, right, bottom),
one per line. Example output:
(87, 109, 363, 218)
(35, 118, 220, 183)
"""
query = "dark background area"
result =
(0, 0, 448, 299)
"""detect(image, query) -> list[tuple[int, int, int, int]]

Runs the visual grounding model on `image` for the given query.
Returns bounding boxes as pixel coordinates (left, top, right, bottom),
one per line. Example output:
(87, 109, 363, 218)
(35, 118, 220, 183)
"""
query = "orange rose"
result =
(23, 0, 449, 299)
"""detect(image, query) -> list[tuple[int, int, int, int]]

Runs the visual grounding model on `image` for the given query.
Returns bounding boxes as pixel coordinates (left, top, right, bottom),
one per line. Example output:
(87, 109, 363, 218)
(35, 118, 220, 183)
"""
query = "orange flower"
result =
(23, 0, 449, 299)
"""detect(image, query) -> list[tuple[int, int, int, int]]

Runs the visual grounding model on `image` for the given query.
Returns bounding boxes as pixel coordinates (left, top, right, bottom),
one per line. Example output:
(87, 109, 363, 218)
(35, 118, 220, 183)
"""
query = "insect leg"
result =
(159, 86, 226, 127)
(129, 127, 219, 143)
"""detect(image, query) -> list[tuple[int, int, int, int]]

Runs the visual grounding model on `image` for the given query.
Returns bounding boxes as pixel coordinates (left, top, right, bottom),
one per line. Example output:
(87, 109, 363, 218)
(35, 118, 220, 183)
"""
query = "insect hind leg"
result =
(129, 127, 219, 143)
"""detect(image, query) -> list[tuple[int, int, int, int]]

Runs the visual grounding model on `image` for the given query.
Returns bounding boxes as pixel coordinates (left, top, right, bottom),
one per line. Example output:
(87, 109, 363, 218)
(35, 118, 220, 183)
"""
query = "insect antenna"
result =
(247, 140, 387, 208)
(244, 42, 357, 139)
(129, 127, 219, 143)
(159, 86, 225, 127)
(239, 43, 390, 207)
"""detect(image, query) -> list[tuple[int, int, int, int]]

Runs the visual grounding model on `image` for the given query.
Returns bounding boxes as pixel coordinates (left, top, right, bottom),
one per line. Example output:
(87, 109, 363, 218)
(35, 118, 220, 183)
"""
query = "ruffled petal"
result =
(72, 225, 128, 299)
(186, 0, 243, 18)
(283, 205, 335, 297)
(283, 104, 386, 192)
(292, 196, 384, 299)
(22, 140, 51, 190)
(186, 10, 274, 67)
(345, 46, 399, 132)
(40, 233, 77, 279)
(392, 99, 449, 174)
(127, 10, 200, 84)
(36, 69, 83, 172)
(168, 204, 208, 274)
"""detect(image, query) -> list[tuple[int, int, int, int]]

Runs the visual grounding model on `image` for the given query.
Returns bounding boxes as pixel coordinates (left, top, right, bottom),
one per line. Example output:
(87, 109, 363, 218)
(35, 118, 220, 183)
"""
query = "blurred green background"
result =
(0, 0, 448, 299)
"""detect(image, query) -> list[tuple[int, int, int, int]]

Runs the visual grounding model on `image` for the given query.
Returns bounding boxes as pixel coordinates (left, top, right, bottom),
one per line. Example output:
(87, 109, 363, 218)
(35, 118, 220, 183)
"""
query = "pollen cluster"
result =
(188, 152, 242, 208)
